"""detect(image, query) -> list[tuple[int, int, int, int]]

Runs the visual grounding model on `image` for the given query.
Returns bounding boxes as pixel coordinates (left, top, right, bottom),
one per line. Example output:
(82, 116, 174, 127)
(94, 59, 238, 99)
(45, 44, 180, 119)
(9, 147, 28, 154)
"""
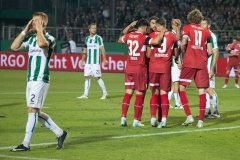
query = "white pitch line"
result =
(1, 125, 240, 151)
(0, 155, 61, 160)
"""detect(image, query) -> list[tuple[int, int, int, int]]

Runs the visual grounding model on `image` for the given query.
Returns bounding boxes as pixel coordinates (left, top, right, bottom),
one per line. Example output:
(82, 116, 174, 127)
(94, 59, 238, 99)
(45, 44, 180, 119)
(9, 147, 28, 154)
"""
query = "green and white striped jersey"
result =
(23, 32, 56, 83)
(84, 34, 104, 64)
(208, 31, 218, 72)
(171, 30, 183, 67)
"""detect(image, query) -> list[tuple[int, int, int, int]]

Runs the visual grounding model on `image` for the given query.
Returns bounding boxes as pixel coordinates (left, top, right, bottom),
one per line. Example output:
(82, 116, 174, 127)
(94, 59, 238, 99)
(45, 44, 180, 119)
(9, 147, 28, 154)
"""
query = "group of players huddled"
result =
(117, 8, 232, 128)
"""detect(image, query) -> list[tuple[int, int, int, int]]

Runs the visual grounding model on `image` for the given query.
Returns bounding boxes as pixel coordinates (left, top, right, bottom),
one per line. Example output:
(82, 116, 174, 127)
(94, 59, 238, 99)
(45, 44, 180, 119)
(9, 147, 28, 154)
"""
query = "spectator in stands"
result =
(65, 34, 76, 54)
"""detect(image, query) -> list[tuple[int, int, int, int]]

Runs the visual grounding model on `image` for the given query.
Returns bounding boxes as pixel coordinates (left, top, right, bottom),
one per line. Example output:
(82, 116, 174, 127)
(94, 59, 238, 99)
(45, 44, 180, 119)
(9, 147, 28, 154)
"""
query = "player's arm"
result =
(207, 39, 213, 57)
(210, 47, 219, 74)
(100, 46, 108, 66)
(122, 21, 138, 35)
(146, 45, 151, 58)
(81, 47, 87, 67)
(172, 19, 181, 40)
(36, 20, 49, 48)
(148, 29, 166, 45)
(118, 35, 125, 44)
(11, 19, 33, 51)
(180, 37, 187, 51)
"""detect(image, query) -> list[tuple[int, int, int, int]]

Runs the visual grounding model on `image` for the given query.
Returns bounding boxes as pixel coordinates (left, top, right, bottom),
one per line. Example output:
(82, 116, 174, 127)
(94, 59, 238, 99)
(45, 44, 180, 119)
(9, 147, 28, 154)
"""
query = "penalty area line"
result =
(1, 125, 240, 151)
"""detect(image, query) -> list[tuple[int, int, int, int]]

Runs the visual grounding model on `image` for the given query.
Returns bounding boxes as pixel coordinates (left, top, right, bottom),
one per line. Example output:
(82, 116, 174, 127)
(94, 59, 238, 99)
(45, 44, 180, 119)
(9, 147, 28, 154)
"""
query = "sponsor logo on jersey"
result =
(154, 53, 168, 57)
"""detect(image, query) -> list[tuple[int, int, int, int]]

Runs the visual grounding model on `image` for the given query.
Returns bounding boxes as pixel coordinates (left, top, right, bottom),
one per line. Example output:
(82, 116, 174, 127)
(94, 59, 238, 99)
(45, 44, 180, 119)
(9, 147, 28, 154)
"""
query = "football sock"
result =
(161, 94, 169, 118)
(122, 93, 132, 117)
(206, 93, 211, 113)
(97, 78, 108, 95)
(139, 95, 145, 121)
(134, 94, 144, 120)
(179, 91, 192, 116)
(225, 74, 229, 85)
(158, 95, 162, 122)
(22, 113, 38, 148)
(168, 90, 173, 101)
(84, 79, 90, 96)
(173, 92, 181, 106)
(150, 94, 159, 118)
(199, 94, 206, 121)
(38, 112, 63, 137)
(235, 74, 239, 84)
(210, 93, 218, 113)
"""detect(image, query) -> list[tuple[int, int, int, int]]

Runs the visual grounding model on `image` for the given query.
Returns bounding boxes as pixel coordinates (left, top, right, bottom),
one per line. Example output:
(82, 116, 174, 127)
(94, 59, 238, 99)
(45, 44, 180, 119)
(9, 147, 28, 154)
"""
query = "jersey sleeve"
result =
(211, 33, 218, 49)
(182, 26, 189, 38)
(122, 35, 127, 43)
(97, 36, 104, 46)
(46, 35, 56, 49)
(22, 35, 32, 48)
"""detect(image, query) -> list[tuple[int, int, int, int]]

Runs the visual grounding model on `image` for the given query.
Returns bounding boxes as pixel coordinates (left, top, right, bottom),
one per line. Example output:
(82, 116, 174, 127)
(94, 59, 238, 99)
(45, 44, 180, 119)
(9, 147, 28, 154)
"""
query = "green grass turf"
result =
(0, 69, 240, 160)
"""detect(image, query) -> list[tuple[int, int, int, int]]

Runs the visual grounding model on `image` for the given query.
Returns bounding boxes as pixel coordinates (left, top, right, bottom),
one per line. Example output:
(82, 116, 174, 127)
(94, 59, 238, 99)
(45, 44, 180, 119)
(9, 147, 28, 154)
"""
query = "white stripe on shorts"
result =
(125, 82, 134, 85)
(149, 83, 159, 86)
(179, 79, 192, 83)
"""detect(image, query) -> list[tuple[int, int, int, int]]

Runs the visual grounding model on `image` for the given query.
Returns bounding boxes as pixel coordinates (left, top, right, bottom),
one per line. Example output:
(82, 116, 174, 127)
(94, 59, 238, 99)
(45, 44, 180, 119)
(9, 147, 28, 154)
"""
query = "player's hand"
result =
(103, 60, 108, 66)
(35, 20, 44, 32)
(24, 19, 34, 33)
(130, 21, 138, 27)
(177, 63, 182, 69)
(209, 70, 214, 79)
(80, 60, 85, 68)
(174, 56, 179, 64)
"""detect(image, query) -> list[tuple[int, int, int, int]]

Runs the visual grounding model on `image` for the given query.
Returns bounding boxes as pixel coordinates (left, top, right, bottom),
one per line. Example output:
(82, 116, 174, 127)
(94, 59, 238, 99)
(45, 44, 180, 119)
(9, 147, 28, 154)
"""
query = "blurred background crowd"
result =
(1, 0, 240, 42)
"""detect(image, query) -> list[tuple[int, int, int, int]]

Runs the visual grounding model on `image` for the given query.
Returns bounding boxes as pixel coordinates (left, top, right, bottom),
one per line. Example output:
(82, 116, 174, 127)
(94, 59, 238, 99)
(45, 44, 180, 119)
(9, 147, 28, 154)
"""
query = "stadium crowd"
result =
(60, 0, 240, 42)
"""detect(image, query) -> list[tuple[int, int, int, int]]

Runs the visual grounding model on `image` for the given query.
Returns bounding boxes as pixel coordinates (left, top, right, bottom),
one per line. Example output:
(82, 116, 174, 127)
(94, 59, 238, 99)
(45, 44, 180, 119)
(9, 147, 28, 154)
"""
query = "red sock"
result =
(199, 94, 206, 121)
(179, 91, 192, 116)
(158, 95, 162, 122)
(139, 95, 145, 121)
(122, 93, 132, 117)
(134, 94, 144, 120)
(150, 94, 159, 118)
(161, 94, 169, 118)
(235, 74, 239, 84)
(225, 74, 229, 84)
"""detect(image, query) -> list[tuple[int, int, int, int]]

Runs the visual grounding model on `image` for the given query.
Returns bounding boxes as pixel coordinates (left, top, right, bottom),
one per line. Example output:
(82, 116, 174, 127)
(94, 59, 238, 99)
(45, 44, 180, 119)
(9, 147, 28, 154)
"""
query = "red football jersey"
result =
(148, 30, 178, 73)
(182, 24, 211, 69)
(122, 31, 149, 73)
(229, 43, 240, 61)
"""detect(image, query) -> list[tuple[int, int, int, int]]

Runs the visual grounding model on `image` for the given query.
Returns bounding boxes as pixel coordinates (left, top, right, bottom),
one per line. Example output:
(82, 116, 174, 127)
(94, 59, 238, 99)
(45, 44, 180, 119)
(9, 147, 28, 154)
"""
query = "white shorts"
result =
(84, 64, 101, 77)
(171, 63, 181, 82)
(26, 81, 49, 109)
(209, 75, 215, 88)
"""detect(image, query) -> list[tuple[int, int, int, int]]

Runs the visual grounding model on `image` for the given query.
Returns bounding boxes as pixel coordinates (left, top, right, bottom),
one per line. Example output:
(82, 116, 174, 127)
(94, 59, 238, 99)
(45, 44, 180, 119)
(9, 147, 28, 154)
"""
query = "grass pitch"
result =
(0, 69, 240, 160)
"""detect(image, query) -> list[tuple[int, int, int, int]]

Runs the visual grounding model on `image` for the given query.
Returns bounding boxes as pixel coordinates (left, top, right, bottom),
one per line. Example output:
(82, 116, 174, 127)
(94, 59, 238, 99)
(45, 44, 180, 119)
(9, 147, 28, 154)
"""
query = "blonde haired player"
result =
(10, 12, 67, 151)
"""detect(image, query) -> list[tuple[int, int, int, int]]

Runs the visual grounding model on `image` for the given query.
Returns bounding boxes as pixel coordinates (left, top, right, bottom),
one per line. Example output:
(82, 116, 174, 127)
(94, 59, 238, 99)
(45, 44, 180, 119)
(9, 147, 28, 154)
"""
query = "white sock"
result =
(84, 79, 90, 96)
(38, 112, 63, 137)
(97, 78, 107, 95)
(210, 93, 218, 112)
(22, 113, 38, 148)
(161, 117, 166, 122)
(168, 90, 173, 101)
(206, 93, 211, 113)
(173, 93, 181, 106)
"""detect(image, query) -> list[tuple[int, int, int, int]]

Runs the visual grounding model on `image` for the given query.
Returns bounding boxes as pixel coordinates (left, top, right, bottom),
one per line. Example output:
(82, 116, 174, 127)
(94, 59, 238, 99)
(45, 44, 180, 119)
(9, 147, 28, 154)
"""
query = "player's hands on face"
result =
(35, 19, 44, 32)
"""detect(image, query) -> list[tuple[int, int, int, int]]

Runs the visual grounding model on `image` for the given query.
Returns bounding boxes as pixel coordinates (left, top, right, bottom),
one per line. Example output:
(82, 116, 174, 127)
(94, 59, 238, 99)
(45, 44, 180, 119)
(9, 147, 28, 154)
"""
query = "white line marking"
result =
(0, 155, 61, 160)
(1, 125, 240, 150)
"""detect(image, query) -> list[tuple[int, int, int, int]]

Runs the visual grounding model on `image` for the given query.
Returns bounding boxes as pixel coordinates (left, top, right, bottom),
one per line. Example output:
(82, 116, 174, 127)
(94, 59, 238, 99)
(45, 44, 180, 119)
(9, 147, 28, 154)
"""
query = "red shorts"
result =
(125, 72, 147, 91)
(226, 61, 239, 72)
(179, 67, 209, 88)
(149, 72, 171, 91)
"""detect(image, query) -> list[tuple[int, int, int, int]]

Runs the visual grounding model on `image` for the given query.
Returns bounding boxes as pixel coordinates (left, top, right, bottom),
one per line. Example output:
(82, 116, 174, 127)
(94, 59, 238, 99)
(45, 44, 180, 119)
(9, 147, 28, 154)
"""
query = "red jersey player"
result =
(118, 18, 165, 127)
(223, 37, 240, 89)
(147, 18, 179, 128)
(176, 9, 213, 128)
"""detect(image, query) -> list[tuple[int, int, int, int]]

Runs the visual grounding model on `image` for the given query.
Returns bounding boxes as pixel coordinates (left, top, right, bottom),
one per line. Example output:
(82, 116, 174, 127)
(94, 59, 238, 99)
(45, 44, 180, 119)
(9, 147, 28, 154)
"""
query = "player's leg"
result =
(93, 65, 108, 99)
(195, 68, 209, 128)
(179, 67, 195, 126)
(157, 73, 171, 128)
(234, 66, 239, 88)
(121, 73, 134, 126)
(222, 65, 231, 88)
(132, 73, 147, 127)
(77, 64, 92, 98)
(149, 72, 160, 127)
(172, 82, 182, 109)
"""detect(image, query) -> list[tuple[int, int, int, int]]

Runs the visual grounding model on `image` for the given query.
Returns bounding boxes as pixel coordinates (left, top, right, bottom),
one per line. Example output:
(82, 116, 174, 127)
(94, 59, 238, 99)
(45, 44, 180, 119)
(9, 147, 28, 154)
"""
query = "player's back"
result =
(124, 31, 148, 73)
(149, 30, 178, 73)
(182, 24, 211, 69)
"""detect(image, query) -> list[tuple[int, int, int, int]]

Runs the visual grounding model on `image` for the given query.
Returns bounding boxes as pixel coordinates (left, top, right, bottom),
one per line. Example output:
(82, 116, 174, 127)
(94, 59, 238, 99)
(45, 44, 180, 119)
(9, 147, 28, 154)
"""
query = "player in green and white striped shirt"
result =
(201, 18, 220, 119)
(78, 23, 108, 99)
(10, 12, 67, 152)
